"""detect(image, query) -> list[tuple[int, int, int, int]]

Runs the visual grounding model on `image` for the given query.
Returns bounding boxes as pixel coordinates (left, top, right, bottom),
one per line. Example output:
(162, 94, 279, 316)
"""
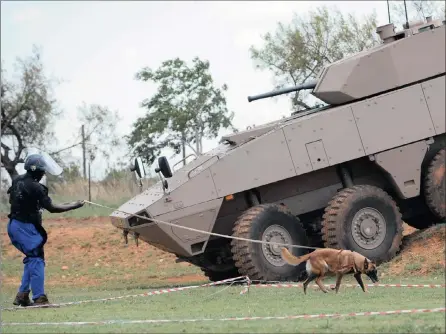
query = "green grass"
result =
(1, 276, 445, 333)
(41, 198, 127, 219)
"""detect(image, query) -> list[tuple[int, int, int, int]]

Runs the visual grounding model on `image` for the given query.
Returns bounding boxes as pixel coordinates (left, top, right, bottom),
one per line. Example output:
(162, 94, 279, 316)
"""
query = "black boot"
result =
(33, 294, 50, 305)
(13, 291, 32, 307)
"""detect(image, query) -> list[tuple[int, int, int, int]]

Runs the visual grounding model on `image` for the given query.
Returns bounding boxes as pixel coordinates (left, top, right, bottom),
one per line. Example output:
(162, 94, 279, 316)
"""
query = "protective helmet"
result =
(24, 151, 63, 176)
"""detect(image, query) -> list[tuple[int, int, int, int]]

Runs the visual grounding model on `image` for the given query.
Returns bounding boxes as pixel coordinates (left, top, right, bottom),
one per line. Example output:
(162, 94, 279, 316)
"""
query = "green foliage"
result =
(250, 5, 379, 112)
(128, 57, 235, 165)
(251, 2, 445, 113)
(45, 162, 82, 188)
(47, 103, 123, 179)
(389, 0, 446, 27)
(76, 103, 122, 163)
(1, 46, 123, 182)
(1, 45, 60, 179)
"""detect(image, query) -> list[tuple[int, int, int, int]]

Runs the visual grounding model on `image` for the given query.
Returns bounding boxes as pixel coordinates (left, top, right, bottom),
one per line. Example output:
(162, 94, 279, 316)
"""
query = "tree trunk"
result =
(3, 162, 19, 181)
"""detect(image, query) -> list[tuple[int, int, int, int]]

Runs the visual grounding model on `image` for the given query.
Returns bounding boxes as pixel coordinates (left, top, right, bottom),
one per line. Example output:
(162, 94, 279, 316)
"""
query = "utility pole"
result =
(88, 161, 91, 201)
(81, 124, 86, 178)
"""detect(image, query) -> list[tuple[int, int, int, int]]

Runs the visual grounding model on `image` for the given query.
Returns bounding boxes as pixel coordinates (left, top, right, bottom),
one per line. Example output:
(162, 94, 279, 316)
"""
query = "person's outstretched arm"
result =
(34, 184, 84, 213)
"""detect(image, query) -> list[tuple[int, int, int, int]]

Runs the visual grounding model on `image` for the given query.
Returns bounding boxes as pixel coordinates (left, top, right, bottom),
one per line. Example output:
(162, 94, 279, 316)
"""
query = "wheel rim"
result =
(351, 207, 387, 250)
(261, 224, 292, 266)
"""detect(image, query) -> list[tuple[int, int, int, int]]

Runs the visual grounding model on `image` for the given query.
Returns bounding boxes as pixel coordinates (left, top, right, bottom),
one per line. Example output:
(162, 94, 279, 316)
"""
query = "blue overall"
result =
(7, 218, 46, 300)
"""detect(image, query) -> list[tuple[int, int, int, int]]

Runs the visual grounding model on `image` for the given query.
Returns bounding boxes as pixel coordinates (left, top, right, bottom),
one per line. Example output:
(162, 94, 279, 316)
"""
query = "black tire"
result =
(200, 267, 240, 282)
(424, 148, 446, 221)
(321, 185, 403, 264)
(230, 204, 310, 281)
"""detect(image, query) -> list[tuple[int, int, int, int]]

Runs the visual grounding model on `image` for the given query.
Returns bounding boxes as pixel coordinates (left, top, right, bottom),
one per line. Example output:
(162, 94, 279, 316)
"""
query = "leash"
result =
(84, 200, 320, 250)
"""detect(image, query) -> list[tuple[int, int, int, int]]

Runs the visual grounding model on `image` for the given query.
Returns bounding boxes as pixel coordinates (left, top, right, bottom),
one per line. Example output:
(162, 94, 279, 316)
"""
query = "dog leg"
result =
(303, 273, 317, 295)
(354, 273, 368, 292)
(315, 275, 328, 293)
(334, 273, 344, 293)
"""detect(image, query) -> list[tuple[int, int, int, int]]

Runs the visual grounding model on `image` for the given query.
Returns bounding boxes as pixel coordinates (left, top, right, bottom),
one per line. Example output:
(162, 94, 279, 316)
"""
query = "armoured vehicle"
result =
(110, 16, 445, 282)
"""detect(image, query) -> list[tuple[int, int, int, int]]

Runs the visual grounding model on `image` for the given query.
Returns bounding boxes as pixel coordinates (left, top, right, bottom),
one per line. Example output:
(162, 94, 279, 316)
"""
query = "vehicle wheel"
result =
(200, 267, 241, 282)
(424, 148, 446, 221)
(321, 185, 403, 264)
(230, 204, 310, 282)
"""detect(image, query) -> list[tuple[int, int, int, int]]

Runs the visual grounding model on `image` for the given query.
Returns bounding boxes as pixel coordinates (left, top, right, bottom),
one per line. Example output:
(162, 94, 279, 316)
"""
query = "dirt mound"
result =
(2, 218, 444, 288)
(0, 217, 206, 288)
(384, 223, 446, 277)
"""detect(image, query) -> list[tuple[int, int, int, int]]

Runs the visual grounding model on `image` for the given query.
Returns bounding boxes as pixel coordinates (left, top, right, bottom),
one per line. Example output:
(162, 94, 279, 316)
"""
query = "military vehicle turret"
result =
(110, 16, 445, 282)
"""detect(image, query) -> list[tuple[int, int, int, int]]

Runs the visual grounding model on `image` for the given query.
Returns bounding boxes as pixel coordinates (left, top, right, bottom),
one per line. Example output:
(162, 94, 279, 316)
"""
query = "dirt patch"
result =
(2, 217, 443, 288)
(1, 217, 206, 288)
(402, 222, 417, 236)
(385, 223, 446, 277)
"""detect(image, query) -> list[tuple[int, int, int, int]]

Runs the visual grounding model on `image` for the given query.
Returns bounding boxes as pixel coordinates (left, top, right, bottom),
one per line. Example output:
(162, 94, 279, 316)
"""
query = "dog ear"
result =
(364, 258, 369, 270)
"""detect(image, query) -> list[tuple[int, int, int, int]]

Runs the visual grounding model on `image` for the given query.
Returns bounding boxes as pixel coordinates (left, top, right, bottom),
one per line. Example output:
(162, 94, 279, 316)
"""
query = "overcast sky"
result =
(2, 1, 398, 179)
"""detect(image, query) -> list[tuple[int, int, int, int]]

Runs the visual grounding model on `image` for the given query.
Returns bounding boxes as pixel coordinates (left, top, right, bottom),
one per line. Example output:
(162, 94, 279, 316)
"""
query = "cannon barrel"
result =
(247, 80, 318, 102)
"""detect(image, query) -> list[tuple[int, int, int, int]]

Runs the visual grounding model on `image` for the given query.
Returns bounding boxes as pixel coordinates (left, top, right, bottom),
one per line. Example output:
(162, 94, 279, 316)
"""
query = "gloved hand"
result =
(67, 200, 85, 209)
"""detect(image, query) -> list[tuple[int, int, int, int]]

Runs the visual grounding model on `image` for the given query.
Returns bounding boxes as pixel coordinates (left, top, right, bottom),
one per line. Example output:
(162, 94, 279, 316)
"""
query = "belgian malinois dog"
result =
(281, 247, 379, 294)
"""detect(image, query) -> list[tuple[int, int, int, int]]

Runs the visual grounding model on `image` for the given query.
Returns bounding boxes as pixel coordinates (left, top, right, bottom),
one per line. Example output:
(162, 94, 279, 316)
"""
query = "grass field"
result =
(1, 194, 445, 333)
(1, 277, 445, 333)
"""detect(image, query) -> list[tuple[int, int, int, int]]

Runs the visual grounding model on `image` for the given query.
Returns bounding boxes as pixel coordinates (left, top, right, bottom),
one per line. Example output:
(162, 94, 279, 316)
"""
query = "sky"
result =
(1, 1, 401, 180)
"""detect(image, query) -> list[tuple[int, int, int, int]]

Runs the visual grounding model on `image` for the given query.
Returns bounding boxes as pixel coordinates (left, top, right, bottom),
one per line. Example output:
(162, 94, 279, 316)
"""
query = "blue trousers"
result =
(7, 219, 46, 300)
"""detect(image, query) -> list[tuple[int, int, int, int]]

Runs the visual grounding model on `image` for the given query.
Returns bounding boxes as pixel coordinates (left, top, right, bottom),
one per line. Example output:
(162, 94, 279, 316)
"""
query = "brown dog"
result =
(281, 247, 379, 294)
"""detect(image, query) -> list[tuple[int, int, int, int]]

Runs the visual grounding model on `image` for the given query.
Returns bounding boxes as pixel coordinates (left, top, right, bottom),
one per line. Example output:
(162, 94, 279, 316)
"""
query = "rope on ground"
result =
(3, 275, 443, 312)
(84, 200, 319, 250)
(1, 276, 249, 312)
(3, 307, 445, 326)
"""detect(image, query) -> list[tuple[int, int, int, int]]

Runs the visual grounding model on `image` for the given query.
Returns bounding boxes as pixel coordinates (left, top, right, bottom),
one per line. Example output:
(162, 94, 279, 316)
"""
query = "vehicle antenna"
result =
(387, 0, 391, 24)
(403, 0, 409, 28)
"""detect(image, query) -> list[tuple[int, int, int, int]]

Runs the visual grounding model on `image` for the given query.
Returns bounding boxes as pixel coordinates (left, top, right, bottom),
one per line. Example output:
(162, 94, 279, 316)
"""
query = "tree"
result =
(1, 46, 60, 180)
(128, 57, 235, 165)
(250, 6, 380, 111)
(77, 103, 121, 177)
(251, 3, 445, 113)
(44, 162, 82, 189)
(42, 102, 122, 180)
(389, 0, 445, 27)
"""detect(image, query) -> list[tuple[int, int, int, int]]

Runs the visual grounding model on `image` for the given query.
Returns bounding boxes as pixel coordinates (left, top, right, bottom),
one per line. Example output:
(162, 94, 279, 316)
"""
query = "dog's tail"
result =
(281, 248, 312, 266)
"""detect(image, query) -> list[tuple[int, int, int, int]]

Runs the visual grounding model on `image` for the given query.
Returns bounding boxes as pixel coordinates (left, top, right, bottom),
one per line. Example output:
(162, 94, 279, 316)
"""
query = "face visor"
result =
(25, 148, 63, 176)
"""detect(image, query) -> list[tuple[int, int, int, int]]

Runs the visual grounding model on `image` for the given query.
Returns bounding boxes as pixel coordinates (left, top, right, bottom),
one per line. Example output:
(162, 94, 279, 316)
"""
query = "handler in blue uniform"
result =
(7, 151, 85, 306)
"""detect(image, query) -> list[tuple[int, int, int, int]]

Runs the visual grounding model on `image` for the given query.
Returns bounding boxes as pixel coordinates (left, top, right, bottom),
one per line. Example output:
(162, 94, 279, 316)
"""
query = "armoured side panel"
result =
(351, 83, 436, 155)
(210, 129, 296, 197)
(156, 198, 222, 244)
(109, 182, 165, 226)
(147, 168, 218, 217)
(279, 183, 342, 215)
(221, 122, 279, 145)
(373, 140, 429, 198)
(166, 154, 218, 192)
(130, 198, 224, 257)
(421, 76, 446, 135)
(282, 106, 366, 172)
(312, 25, 445, 104)
(306, 140, 330, 170)
(170, 209, 218, 243)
